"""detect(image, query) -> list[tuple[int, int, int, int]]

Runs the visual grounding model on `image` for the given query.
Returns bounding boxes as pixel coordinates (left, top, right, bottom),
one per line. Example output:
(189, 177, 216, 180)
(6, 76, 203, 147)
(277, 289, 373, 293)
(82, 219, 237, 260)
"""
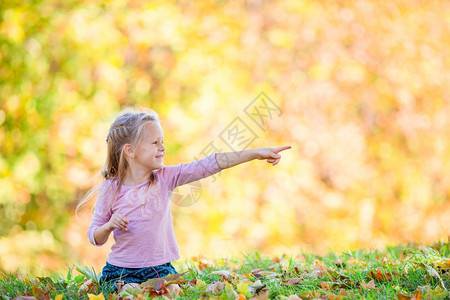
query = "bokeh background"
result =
(1, 0, 449, 276)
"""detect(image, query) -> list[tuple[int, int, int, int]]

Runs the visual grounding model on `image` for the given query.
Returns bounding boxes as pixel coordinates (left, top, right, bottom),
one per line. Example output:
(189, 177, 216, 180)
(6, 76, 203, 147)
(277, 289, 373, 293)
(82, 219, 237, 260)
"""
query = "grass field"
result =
(1, 241, 448, 299)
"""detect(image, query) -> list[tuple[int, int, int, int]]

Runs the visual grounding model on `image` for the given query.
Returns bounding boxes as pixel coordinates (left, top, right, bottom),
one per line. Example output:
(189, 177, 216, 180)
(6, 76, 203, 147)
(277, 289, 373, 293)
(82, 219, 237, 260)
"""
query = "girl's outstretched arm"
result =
(215, 145, 291, 169)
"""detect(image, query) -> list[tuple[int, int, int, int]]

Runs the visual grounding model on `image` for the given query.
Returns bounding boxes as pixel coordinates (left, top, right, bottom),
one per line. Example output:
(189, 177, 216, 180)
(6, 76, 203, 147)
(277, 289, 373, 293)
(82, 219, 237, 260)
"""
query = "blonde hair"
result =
(76, 107, 160, 216)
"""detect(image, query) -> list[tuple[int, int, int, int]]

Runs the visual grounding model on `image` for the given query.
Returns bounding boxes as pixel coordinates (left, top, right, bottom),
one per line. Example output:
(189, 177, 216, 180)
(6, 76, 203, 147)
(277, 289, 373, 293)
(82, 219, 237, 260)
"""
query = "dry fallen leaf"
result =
(418, 263, 446, 290)
(283, 277, 302, 285)
(141, 278, 166, 290)
(249, 290, 270, 300)
(418, 285, 449, 299)
(32, 286, 50, 300)
(299, 290, 323, 299)
(368, 268, 392, 282)
(320, 282, 331, 290)
(361, 280, 377, 290)
(146, 282, 170, 298)
(198, 260, 211, 271)
(211, 270, 233, 280)
(251, 269, 278, 279)
(249, 280, 266, 294)
(188, 277, 198, 286)
(435, 259, 450, 270)
(79, 278, 93, 292)
(205, 281, 226, 295)
(397, 288, 422, 300)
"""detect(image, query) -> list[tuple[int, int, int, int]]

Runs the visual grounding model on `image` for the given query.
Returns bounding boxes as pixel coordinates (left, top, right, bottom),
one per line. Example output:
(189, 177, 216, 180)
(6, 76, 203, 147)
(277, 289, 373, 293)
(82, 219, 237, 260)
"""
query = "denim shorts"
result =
(99, 261, 178, 292)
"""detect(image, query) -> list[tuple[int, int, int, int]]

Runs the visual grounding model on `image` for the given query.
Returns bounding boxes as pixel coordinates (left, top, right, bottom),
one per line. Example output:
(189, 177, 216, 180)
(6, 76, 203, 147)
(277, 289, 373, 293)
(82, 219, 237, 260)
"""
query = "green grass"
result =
(1, 241, 449, 299)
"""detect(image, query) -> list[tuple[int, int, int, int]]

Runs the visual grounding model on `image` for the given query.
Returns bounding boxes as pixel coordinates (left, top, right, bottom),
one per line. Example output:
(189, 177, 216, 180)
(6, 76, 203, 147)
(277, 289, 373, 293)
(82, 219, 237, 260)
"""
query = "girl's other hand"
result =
(257, 146, 291, 166)
(107, 213, 129, 232)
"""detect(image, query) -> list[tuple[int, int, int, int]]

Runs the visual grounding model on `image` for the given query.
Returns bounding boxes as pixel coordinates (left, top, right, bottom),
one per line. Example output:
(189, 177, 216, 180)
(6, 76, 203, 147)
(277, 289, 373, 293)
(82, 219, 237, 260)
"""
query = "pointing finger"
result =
(273, 145, 292, 153)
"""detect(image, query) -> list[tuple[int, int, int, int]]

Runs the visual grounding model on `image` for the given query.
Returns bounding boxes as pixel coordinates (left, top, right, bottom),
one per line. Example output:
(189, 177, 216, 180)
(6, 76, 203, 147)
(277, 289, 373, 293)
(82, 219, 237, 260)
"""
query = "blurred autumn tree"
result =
(0, 0, 449, 275)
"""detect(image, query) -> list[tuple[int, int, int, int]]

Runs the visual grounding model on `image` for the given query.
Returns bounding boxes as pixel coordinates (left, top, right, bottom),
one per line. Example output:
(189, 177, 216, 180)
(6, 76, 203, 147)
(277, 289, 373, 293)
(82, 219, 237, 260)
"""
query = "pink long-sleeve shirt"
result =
(87, 153, 222, 268)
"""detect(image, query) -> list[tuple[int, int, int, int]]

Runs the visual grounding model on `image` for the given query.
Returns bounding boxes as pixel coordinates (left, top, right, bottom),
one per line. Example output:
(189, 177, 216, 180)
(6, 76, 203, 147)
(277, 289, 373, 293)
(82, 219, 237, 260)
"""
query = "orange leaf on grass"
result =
(361, 280, 377, 290)
(320, 281, 347, 291)
(141, 272, 188, 291)
(79, 278, 96, 293)
(199, 261, 210, 271)
(327, 293, 337, 300)
(146, 283, 170, 298)
(368, 268, 392, 282)
(32, 286, 50, 300)
(188, 277, 198, 286)
(249, 290, 270, 300)
(397, 288, 422, 300)
(347, 257, 360, 265)
(338, 289, 349, 297)
(320, 282, 331, 290)
(435, 259, 450, 269)
(299, 290, 323, 299)
(197, 257, 212, 271)
(326, 289, 353, 300)
(311, 260, 330, 279)
(314, 260, 327, 270)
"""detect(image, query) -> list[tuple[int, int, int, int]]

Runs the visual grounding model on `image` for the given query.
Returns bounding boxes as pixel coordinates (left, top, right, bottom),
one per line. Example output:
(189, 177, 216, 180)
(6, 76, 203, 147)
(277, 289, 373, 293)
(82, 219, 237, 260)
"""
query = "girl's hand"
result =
(256, 146, 291, 166)
(107, 213, 129, 232)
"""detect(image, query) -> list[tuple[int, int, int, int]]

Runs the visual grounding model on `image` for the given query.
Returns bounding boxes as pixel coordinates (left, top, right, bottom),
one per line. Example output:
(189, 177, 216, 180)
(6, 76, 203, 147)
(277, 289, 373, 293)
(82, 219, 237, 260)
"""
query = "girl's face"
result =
(133, 122, 165, 171)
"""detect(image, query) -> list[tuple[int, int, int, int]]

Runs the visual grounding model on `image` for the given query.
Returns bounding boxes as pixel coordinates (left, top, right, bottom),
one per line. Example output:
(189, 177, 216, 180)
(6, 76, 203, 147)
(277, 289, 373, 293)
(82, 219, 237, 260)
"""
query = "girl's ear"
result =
(123, 143, 135, 158)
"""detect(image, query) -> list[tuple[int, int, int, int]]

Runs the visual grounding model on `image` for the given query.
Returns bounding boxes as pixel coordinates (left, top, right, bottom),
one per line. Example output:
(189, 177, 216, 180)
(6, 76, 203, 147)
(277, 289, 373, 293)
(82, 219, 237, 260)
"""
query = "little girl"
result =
(80, 107, 291, 295)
